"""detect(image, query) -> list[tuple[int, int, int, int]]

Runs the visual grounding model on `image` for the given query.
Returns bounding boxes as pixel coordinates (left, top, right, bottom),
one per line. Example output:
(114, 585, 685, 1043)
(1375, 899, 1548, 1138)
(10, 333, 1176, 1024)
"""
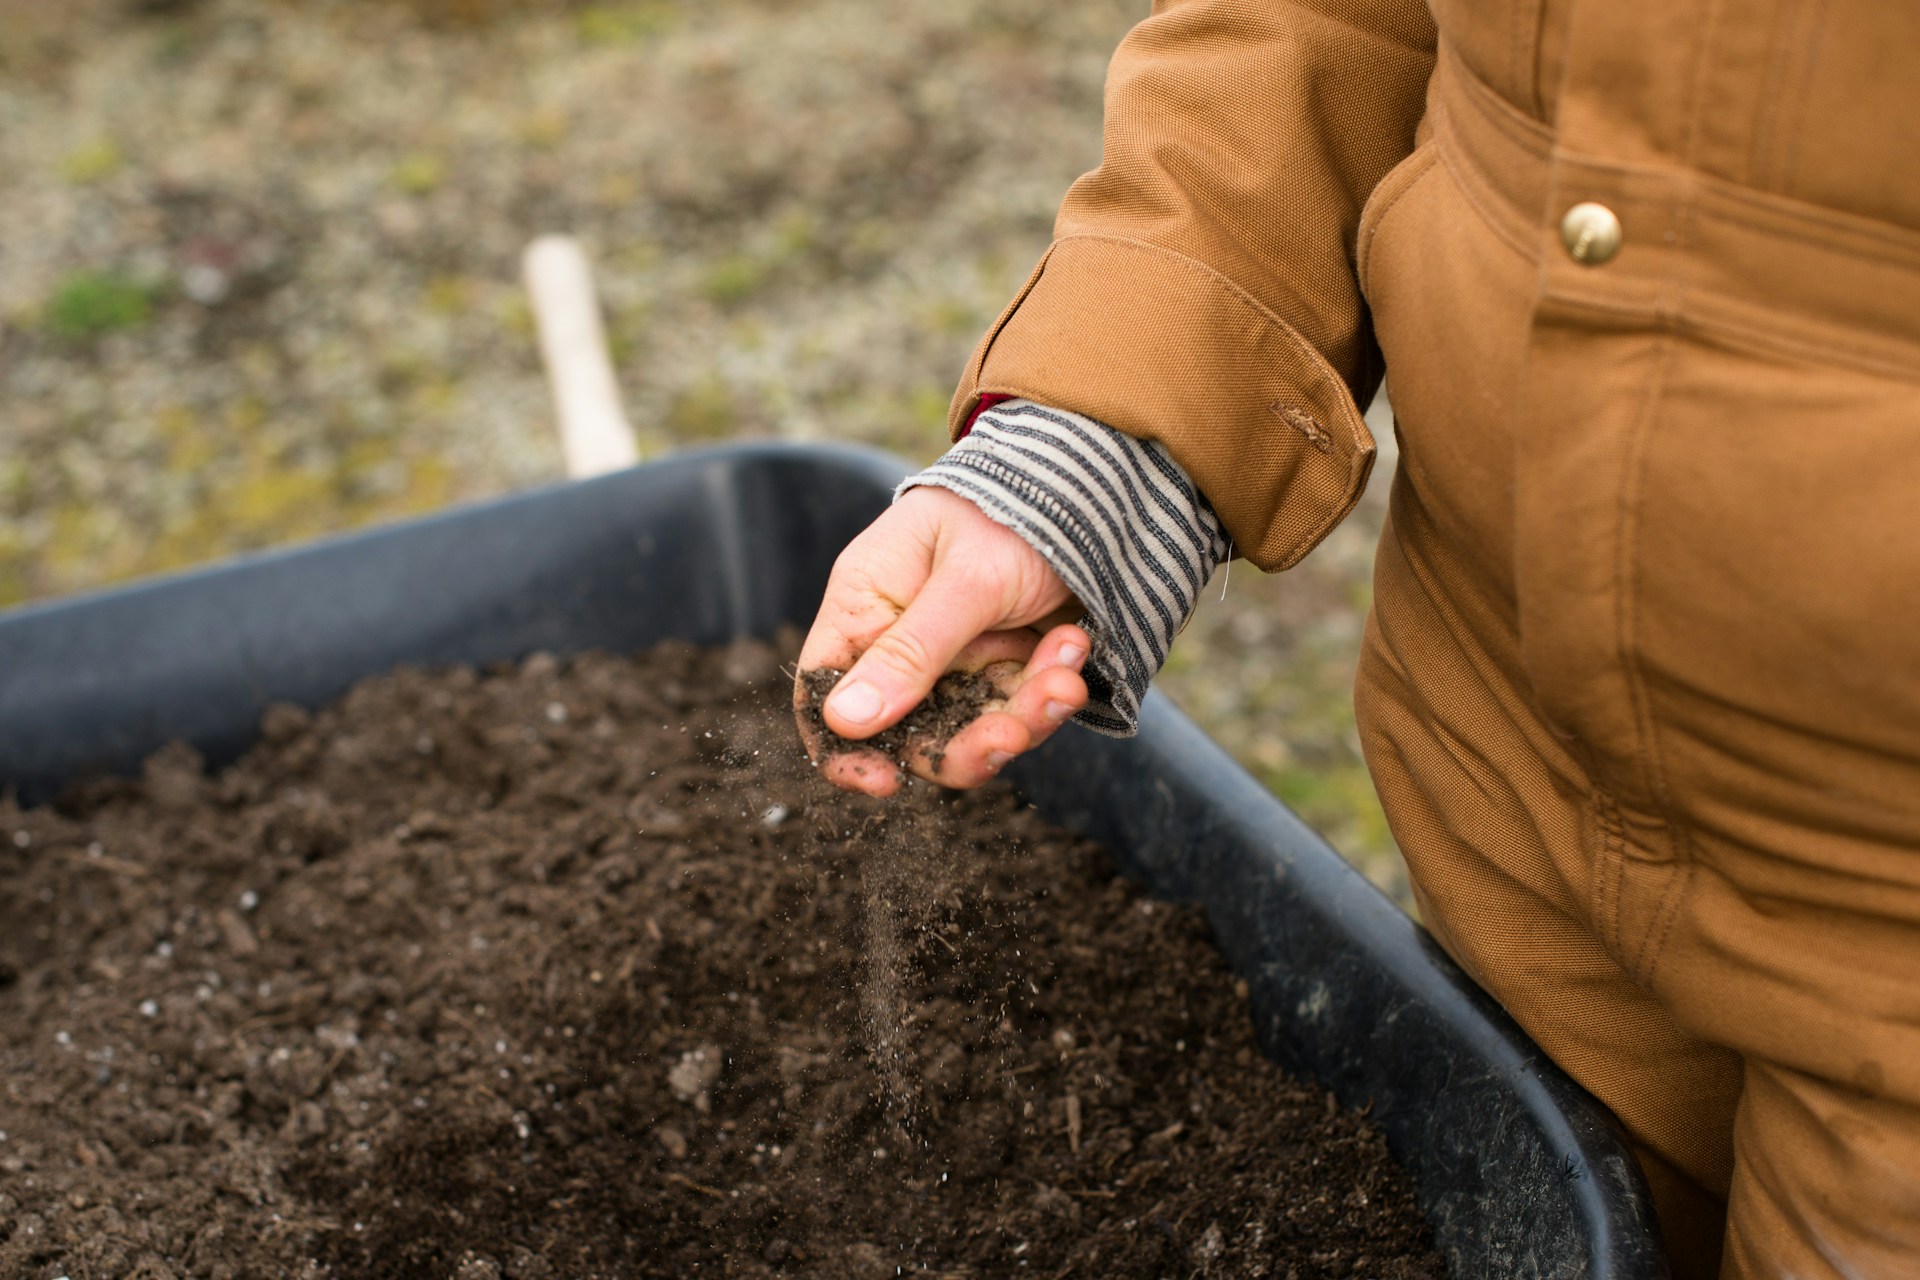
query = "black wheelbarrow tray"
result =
(0, 442, 1667, 1279)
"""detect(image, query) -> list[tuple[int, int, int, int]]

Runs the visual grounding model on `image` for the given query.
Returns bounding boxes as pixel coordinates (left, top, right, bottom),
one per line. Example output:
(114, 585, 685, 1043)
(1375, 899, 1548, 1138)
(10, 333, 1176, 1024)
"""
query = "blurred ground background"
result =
(0, 0, 1408, 903)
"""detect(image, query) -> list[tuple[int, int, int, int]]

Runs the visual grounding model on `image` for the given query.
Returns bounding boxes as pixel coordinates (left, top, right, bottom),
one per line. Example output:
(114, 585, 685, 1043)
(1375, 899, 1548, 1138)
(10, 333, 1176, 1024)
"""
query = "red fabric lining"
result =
(958, 393, 1015, 439)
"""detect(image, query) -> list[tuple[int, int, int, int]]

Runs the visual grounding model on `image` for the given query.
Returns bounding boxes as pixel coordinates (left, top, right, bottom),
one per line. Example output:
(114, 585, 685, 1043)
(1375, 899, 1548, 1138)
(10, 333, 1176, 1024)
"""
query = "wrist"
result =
(898, 399, 1227, 737)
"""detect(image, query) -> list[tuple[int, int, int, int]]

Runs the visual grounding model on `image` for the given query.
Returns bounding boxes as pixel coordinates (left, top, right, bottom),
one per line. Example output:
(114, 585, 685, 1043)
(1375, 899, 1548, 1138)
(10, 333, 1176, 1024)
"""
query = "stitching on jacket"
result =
(1663, 168, 1699, 333)
(1680, 163, 1920, 265)
(1636, 855, 1693, 988)
(1042, 233, 1371, 450)
(1357, 142, 1443, 298)
(1448, 29, 1920, 265)
(1523, 3, 1552, 120)
(1778, 0, 1833, 199)
(1613, 336, 1672, 811)
(1592, 786, 1628, 963)
(973, 233, 1380, 569)
(1640, 167, 1920, 266)
(1661, 0, 1719, 351)
(1674, 0, 1719, 177)
(1612, 330, 1697, 984)
(969, 373, 1373, 571)
(1537, 280, 1920, 381)
(1748, 0, 1802, 190)
(1507, 0, 1535, 124)
(1433, 128, 1536, 264)
(955, 248, 1054, 439)
(1443, 40, 1554, 159)
(1674, 305, 1920, 384)
(1441, 34, 1920, 383)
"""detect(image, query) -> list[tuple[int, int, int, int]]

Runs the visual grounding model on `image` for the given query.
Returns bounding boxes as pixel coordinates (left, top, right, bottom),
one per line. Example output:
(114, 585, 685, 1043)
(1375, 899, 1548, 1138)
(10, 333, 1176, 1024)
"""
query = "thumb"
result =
(822, 563, 1006, 739)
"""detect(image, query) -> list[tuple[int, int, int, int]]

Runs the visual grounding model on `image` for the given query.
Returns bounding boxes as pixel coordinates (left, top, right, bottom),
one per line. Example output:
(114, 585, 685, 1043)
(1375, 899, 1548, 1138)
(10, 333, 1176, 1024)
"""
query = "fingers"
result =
(795, 638, 1036, 798)
(819, 563, 1006, 741)
(1001, 623, 1092, 750)
(790, 487, 1087, 797)
(910, 710, 1029, 789)
(794, 500, 941, 678)
(903, 624, 1092, 788)
(816, 748, 909, 798)
(800, 624, 1093, 797)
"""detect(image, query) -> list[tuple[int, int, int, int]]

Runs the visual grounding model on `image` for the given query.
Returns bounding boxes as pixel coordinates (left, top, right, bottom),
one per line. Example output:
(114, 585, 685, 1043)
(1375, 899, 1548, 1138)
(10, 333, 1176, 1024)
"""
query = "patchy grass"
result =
(663, 376, 741, 439)
(700, 253, 769, 307)
(390, 152, 448, 196)
(59, 136, 123, 185)
(574, 1, 678, 45)
(42, 270, 156, 340)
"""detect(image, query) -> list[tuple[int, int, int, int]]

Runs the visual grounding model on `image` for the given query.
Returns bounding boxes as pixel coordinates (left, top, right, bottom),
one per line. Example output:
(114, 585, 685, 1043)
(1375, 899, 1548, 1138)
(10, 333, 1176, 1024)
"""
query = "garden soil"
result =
(0, 641, 1444, 1280)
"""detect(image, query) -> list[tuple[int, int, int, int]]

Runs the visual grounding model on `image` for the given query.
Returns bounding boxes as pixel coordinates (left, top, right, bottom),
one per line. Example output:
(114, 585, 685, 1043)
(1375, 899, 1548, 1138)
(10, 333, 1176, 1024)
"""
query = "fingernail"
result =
(1044, 700, 1072, 724)
(1057, 643, 1086, 669)
(986, 750, 1014, 771)
(828, 679, 884, 725)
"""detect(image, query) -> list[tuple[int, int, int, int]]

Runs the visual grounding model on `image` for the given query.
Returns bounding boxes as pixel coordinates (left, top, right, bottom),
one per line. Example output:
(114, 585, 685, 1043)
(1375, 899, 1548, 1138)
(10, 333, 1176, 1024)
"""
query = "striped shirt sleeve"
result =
(897, 399, 1229, 737)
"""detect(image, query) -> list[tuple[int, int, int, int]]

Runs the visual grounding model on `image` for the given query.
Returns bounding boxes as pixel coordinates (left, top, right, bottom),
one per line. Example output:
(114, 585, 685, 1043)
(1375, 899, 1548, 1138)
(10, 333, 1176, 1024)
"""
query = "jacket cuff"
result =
(899, 400, 1228, 737)
(947, 234, 1376, 572)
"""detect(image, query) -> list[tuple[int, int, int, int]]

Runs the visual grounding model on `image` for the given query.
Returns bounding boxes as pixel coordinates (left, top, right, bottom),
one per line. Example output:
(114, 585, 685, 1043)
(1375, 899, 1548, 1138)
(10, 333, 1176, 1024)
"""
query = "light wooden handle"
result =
(523, 234, 639, 478)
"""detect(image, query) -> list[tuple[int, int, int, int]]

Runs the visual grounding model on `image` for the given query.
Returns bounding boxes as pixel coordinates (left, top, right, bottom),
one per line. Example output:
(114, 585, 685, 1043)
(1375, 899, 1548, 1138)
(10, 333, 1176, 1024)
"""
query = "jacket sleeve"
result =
(948, 0, 1437, 571)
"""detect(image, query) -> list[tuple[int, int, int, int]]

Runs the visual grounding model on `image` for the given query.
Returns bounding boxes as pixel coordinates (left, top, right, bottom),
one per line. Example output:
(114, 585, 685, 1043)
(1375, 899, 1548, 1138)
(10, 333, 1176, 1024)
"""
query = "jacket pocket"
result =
(1356, 140, 1441, 303)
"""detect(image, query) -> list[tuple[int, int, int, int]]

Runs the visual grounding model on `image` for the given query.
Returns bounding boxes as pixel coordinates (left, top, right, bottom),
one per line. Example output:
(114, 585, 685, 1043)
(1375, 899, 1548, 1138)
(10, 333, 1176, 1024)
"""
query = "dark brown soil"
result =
(796, 666, 1007, 773)
(0, 640, 1444, 1280)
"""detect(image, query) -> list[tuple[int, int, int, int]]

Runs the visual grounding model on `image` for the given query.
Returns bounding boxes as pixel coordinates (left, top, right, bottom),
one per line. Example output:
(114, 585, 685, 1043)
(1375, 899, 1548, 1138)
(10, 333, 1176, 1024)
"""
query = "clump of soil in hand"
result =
(0, 641, 1445, 1280)
(796, 665, 1005, 772)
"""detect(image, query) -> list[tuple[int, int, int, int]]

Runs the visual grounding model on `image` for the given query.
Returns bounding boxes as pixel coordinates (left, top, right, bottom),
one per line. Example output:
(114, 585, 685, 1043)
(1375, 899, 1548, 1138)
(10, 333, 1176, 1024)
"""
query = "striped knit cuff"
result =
(898, 400, 1229, 737)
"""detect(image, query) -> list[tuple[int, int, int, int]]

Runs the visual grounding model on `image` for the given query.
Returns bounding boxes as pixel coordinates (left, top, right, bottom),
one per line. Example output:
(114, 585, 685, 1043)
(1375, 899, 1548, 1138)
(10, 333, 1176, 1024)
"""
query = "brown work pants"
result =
(1352, 51, 1920, 1280)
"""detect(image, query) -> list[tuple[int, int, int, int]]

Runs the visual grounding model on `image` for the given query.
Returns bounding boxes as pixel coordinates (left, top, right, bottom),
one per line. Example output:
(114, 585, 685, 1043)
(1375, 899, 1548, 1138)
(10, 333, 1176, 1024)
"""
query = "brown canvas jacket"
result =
(948, 0, 1920, 570)
(948, 5, 1920, 1273)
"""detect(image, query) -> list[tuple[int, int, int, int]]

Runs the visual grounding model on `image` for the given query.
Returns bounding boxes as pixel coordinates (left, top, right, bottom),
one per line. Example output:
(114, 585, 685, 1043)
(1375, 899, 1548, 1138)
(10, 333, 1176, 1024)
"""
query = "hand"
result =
(794, 486, 1091, 797)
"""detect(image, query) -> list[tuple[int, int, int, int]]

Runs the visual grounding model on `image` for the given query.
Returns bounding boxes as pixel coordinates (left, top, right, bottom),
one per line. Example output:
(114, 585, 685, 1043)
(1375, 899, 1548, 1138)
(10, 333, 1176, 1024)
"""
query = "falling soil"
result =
(796, 666, 1006, 774)
(0, 641, 1444, 1280)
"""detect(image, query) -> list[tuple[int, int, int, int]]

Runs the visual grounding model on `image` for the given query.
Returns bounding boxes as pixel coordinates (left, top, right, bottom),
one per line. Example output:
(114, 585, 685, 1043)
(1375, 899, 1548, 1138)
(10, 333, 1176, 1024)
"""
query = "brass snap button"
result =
(1560, 202, 1622, 266)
